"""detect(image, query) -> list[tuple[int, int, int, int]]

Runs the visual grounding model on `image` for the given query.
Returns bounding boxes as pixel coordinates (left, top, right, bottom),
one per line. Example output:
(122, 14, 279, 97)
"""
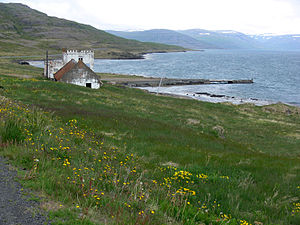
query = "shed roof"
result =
(54, 59, 77, 81)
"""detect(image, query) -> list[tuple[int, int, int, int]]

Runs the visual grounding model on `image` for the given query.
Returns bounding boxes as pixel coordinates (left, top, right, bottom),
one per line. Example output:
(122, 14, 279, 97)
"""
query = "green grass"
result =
(0, 58, 44, 77)
(0, 61, 300, 224)
(0, 118, 24, 143)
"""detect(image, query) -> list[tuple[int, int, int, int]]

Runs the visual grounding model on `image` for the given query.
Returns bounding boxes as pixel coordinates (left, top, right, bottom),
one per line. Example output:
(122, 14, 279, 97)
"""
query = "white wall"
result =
(44, 60, 64, 79)
(64, 71, 101, 89)
(68, 78, 100, 89)
(63, 50, 94, 71)
(49, 60, 64, 79)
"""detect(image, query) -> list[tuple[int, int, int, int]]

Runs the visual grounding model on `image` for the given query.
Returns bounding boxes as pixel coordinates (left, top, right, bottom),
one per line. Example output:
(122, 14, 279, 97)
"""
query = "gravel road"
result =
(0, 157, 49, 225)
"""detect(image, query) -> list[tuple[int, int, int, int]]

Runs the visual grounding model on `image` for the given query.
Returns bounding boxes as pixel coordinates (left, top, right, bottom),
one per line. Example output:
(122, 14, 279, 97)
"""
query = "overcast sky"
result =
(2, 0, 300, 34)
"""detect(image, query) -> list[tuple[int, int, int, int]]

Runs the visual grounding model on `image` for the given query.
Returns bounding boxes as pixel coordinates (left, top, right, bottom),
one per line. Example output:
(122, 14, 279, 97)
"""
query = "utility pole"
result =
(45, 50, 49, 79)
(156, 77, 163, 95)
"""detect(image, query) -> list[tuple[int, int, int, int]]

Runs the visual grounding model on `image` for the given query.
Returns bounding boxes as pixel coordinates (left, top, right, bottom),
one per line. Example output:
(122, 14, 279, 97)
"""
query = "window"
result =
(86, 83, 92, 88)
(79, 57, 83, 61)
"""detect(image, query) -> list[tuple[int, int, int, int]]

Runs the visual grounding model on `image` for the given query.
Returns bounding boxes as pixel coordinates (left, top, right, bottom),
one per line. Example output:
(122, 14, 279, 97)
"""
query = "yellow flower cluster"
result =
(220, 212, 231, 221)
(63, 158, 71, 166)
(196, 173, 208, 181)
(173, 170, 193, 180)
(292, 202, 300, 215)
(175, 187, 196, 196)
(240, 220, 252, 225)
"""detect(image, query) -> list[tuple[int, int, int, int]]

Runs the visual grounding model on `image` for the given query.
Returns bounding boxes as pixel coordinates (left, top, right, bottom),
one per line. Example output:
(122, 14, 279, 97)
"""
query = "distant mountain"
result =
(107, 28, 300, 51)
(106, 29, 218, 49)
(251, 34, 300, 50)
(178, 29, 261, 49)
(0, 3, 185, 58)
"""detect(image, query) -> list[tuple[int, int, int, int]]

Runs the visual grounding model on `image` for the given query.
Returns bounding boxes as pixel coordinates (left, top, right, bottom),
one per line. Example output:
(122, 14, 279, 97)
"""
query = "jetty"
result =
(106, 78, 253, 87)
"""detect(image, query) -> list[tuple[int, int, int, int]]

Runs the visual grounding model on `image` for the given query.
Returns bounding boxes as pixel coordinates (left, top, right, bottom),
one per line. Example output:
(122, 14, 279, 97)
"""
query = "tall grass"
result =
(0, 118, 24, 143)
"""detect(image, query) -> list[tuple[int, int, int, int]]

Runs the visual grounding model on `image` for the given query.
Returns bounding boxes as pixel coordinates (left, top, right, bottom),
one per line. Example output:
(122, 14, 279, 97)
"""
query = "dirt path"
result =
(0, 157, 49, 225)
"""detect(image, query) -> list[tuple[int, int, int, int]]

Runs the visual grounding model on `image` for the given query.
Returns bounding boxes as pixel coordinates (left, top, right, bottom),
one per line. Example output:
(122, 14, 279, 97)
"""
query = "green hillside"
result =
(0, 60, 300, 224)
(0, 3, 186, 58)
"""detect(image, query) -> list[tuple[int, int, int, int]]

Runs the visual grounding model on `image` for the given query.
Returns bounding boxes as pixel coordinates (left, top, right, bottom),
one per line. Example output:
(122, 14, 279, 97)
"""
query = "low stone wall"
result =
(116, 78, 253, 87)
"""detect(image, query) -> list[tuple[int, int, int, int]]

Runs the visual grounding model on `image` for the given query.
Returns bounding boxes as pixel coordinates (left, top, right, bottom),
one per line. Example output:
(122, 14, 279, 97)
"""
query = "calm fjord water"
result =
(94, 50, 300, 106)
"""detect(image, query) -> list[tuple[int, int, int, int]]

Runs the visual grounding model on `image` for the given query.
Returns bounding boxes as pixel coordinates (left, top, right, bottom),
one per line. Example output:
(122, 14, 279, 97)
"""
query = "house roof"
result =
(54, 59, 77, 81)
(77, 59, 92, 71)
(54, 59, 101, 84)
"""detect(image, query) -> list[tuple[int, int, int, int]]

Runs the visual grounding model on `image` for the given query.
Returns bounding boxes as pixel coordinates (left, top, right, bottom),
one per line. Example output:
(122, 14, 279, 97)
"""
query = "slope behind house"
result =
(0, 3, 186, 57)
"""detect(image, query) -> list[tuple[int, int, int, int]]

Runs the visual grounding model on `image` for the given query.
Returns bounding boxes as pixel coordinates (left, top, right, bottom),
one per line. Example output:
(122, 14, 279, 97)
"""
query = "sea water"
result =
(94, 50, 300, 106)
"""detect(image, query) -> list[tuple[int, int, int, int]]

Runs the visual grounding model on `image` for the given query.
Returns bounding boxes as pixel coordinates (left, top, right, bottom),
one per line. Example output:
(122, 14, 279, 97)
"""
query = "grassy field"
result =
(0, 60, 300, 225)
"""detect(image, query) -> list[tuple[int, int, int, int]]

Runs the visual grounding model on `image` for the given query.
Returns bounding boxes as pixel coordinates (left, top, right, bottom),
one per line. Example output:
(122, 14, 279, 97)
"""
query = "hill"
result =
(106, 29, 260, 50)
(106, 29, 217, 49)
(178, 29, 261, 49)
(107, 28, 300, 50)
(251, 34, 300, 50)
(0, 3, 186, 58)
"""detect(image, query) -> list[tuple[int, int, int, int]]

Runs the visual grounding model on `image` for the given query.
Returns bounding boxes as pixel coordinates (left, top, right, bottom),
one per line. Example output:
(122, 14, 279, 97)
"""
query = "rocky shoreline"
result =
(146, 89, 273, 106)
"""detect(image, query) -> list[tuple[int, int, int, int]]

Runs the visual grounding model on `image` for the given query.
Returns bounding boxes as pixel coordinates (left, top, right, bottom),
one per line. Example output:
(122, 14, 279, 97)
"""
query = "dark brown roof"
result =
(76, 60, 95, 73)
(77, 60, 87, 69)
(54, 59, 76, 81)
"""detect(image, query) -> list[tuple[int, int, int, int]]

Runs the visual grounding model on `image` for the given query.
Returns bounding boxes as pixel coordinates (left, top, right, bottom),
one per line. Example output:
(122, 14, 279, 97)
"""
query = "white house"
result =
(45, 49, 95, 80)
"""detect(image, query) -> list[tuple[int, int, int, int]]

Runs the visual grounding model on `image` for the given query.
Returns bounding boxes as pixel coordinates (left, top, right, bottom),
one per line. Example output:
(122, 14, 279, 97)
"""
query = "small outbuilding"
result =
(54, 59, 102, 89)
